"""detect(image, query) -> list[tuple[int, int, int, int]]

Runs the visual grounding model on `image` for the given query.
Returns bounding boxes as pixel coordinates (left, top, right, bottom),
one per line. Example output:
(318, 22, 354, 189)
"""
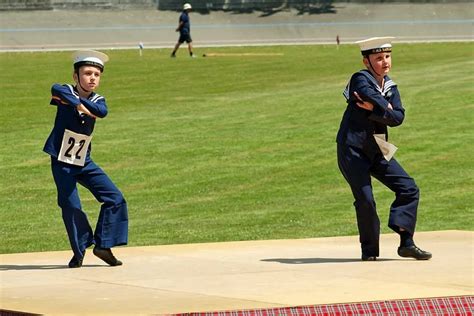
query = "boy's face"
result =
(73, 65, 102, 92)
(364, 52, 392, 76)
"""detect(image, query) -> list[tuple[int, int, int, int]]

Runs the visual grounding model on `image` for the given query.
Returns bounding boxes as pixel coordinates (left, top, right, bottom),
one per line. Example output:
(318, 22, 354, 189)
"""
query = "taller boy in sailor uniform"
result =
(44, 50, 128, 268)
(336, 37, 431, 261)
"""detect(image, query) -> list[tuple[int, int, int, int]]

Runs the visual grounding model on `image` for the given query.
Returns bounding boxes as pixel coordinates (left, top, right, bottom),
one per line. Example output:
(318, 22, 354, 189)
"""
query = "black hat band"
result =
(74, 61, 104, 72)
(361, 47, 392, 56)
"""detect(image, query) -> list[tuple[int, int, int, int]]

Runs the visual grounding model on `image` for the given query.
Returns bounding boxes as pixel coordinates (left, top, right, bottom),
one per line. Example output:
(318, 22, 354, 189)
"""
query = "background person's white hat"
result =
(356, 37, 395, 56)
(183, 3, 192, 10)
(72, 50, 109, 72)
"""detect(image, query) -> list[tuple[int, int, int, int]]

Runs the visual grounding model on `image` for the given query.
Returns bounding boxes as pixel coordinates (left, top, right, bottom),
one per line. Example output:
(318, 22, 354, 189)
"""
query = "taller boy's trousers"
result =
(337, 144, 419, 257)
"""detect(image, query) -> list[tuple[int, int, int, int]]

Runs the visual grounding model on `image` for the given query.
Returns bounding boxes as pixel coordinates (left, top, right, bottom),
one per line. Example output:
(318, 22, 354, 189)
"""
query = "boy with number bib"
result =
(44, 50, 128, 268)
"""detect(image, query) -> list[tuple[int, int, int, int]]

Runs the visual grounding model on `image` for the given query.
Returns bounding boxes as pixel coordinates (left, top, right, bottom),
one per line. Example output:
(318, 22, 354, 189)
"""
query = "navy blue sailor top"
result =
(336, 69, 405, 151)
(43, 84, 108, 159)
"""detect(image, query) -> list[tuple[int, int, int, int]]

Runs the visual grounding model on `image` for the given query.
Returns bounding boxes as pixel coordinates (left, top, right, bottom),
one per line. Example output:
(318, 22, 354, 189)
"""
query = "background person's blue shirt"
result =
(179, 11, 190, 34)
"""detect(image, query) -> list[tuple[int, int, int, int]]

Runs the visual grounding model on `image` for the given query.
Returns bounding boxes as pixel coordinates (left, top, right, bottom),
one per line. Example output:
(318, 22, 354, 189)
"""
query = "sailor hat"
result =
(356, 37, 395, 56)
(72, 50, 109, 72)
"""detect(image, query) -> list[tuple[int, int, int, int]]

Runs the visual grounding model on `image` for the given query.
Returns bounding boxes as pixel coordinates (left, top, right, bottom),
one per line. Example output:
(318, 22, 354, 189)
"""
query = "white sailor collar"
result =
(343, 70, 397, 101)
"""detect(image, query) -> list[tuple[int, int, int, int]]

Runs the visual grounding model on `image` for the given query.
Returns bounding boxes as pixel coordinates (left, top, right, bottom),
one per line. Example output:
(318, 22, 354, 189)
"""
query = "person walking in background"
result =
(336, 37, 432, 262)
(171, 3, 195, 58)
(43, 50, 128, 268)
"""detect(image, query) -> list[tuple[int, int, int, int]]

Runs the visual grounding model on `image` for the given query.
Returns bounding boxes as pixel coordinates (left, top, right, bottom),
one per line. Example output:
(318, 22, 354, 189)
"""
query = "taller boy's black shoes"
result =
(361, 253, 377, 261)
(93, 246, 123, 266)
(398, 245, 432, 260)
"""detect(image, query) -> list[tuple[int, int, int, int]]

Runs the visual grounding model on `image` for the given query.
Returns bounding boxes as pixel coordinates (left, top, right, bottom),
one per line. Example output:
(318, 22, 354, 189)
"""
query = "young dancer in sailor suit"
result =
(44, 50, 128, 268)
(336, 37, 431, 261)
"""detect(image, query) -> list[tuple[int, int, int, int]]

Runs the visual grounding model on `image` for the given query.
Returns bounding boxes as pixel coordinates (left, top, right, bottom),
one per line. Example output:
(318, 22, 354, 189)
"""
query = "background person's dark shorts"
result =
(178, 33, 192, 43)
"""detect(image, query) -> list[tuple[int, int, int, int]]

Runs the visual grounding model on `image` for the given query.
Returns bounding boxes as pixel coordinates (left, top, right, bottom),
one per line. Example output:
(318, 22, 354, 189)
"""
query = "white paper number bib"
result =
(58, 129, 92, 166)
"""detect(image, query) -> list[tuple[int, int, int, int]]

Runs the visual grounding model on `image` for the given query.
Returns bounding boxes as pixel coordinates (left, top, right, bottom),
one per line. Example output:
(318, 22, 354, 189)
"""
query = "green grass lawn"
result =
(0, 42, 472, 254)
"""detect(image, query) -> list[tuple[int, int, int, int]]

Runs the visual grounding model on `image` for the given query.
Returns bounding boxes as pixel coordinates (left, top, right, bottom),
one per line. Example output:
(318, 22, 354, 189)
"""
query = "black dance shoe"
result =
(361, 254, 377, 261)
(93, 246, 123, 266)
(397, 245, 432, 260)
(68, 255, 83, 268)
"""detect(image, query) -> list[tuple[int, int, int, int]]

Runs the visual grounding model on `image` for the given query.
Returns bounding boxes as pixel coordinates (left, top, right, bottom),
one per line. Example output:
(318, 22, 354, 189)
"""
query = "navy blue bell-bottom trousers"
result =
(337, 144, 419, 257)
(51, 157, 128, 260)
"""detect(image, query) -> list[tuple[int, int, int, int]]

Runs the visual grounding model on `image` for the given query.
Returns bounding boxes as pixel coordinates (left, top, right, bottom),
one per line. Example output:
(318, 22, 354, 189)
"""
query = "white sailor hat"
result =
(356, 37, 395, 56)
(183, 3, 192, 10)
(72, 50, 109, 72)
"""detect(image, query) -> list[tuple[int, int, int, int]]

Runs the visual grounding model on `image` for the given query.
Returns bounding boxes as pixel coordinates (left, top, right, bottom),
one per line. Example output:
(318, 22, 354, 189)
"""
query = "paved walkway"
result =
(1, 230, 472, 315)
(0, 3, 472, 51)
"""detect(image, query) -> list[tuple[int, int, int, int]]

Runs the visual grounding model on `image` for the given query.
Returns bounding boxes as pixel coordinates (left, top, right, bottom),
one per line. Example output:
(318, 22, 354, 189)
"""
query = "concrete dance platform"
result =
(0, 230, 472, 315)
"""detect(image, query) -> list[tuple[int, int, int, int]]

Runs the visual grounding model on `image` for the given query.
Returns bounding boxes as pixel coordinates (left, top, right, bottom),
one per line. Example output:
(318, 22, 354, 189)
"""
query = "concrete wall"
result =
(0, 0, 52, 10)
(0, 0, 469, 11)
(0, 0, 156, 10)
(51, 0, 156, 10)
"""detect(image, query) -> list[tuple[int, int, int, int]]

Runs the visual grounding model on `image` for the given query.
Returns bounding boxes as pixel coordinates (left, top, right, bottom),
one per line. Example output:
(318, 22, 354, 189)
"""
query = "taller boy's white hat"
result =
(356, 37, 395, 56)
(72, 50, 109, 72)
(183, 3, 192, 10)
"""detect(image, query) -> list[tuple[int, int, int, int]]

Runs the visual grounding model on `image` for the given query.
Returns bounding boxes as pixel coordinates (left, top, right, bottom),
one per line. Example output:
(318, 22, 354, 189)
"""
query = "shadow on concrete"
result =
(294, 3, 337, 16)
(261, 257, 400, 264)
(160, 1, 337, 17)
(0, 309, 41, 316)
(0, 264, 103, 271)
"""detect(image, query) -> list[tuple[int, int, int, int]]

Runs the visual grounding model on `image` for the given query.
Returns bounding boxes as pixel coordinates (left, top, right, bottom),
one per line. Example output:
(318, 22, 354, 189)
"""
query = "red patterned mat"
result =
(175, 296, 473, 316)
